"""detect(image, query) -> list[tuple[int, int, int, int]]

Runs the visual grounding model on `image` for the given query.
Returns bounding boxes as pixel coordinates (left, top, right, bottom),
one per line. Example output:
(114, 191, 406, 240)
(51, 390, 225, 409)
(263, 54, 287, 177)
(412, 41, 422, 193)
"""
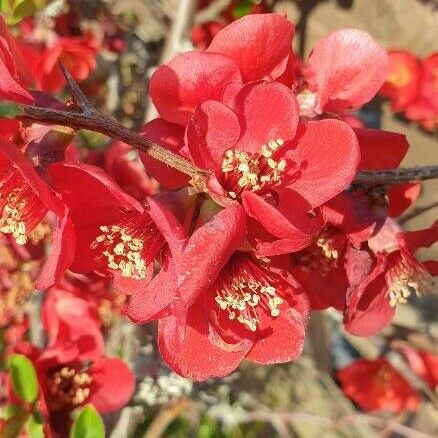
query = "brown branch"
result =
(19, 66, 209, 192)
(355, 167, 438, 184)
(15, 67, 438, 189)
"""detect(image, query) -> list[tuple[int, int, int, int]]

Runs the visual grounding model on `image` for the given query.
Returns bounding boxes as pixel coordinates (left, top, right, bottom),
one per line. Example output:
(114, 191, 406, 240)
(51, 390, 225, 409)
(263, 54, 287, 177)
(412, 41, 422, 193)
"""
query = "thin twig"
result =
(240, 410, 434, 438)
(143, 399, 191, 438)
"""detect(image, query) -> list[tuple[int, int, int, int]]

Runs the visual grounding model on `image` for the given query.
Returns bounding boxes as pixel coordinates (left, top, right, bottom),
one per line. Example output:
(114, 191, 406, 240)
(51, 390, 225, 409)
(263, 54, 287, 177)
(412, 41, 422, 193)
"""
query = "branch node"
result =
(59, 63, 95, 116)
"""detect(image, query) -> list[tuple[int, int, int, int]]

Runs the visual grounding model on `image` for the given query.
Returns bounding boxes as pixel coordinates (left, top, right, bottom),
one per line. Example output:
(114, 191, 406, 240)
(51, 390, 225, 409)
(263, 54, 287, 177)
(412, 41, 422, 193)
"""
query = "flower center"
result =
(297, 90, 318, 117)
(316, 237, 339, 260)
(214, 257, 284, 332)
(92, 225, 147, 279)
(386, 258, 432, 307)
(221, 139, 286, 199)
(47, 367, 92, 410)
(388, 66, 412, 88)
(0, 191, 27, 245)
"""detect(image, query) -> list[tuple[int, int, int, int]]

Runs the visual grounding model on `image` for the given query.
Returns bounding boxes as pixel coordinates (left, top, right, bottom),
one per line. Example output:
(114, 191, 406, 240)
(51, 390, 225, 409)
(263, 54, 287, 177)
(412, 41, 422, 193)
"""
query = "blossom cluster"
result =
(0, 8, 437, 434)
(380, 50, 438, 131)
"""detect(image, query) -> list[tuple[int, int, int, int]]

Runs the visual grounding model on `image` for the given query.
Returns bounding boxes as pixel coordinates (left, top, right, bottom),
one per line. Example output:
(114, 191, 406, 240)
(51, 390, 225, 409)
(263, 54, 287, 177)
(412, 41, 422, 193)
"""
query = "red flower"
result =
(36, 33, 99, 93)
(380, 50, 421, 111)
(0, 141, 74, 289)
(344, 222, 437, 336)
(185, 81, 359, 254)
(38, 355, 134, 435)
(337, 358, 420, 413)
(191, 21, 226, 50)
(0, 16, 33, 104)
(41, 288, 104, 363)
(48, 162, 186, 320)
(158, 204, 309, 380)
(405, 53, 438, 131)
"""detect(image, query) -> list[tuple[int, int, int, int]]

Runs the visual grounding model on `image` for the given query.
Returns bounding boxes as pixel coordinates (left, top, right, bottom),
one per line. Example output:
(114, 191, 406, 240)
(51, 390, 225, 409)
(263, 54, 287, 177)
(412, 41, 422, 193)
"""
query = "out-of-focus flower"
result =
(36, 33, 99, 93)
(337, 358, 420, 413)
(380, 50, 438, 131)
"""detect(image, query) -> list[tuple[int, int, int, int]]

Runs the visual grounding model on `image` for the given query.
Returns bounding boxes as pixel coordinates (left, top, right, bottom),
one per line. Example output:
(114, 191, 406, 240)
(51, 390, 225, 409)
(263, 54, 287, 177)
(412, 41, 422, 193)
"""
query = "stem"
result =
(355, 166, 438, 184)
(16, 66, 438, 189)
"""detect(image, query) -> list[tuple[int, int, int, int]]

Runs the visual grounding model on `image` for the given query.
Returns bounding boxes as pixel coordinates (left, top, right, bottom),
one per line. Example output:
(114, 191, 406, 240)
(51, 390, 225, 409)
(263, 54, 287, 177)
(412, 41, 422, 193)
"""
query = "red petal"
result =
(398, 221, 438, 253)
(207, 14, 294, 82)
(388, 183, 421, 218)
(242, 191, 311, 252)
(150, 51, 241, 125)
(355, 128, 410, 170)
(233, 82, 299, 153)
(158, 305, 251, 381)
(308, 29, 388, 112)
(0, 61, 33, 104)
(88, 358, 135, 413)
(187, 100, 240, 172)
(246, 303, 307, 364)
(36, 208, 75, 289)
(177, 203, 246, 306)
(140, 118, 189, 189)
(126, 257, 177, 323)
(344, 257, 395, 336)
(1, 140, 63, 215)
(286, 119, 360, 209)
(147, 195, 187, 255)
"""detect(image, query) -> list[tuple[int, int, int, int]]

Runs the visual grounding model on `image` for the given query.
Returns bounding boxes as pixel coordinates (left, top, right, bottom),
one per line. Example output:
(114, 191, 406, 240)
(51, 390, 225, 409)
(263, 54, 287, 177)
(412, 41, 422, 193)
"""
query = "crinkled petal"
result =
(207, 13, 294, 82)
(150, 51, 241, 125)
(246, 304, 307, 364)
(187, 100, 240, 172)
(242, 191, 311, 251)
(158, 305, 251, 381)
(233, 81, 299, 153)
(286, 119, 360, 209)
(308, 29, 388, 112)
(177, 203, 246, 306)
(36, 208, 75, 289)
(126, 257, 177, 323)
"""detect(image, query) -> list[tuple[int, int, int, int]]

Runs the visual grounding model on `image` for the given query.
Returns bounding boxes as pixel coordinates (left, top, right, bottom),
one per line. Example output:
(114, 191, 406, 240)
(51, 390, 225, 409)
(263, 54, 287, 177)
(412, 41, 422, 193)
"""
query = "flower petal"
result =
(233, 81, 299, 153)
(242, 191, 311, 252)
(207, 13, 294, 82)
(150, 51, 241, 125)
(246, 303, 307, 364)
(88, 358, 135, 413)
(388, 183, 421, 218)
(126, 257, 177, 324)
(286, 119, 360, 209)
(308, 29, 388, 112)
(158, 305, 251, 381)
(177, 203, 246, 306)
(355, 128, 410, 170)
(187, 100, 240, 172)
